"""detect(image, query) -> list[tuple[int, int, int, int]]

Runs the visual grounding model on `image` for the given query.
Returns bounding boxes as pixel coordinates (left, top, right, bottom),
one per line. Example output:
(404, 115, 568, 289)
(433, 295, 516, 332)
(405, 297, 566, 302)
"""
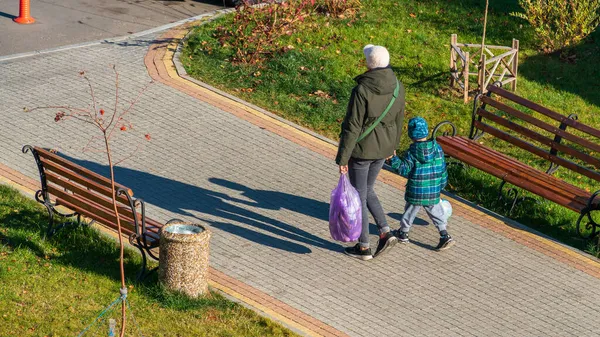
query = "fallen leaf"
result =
(313, 90, 331, 99)
(409, 13, 416, 18)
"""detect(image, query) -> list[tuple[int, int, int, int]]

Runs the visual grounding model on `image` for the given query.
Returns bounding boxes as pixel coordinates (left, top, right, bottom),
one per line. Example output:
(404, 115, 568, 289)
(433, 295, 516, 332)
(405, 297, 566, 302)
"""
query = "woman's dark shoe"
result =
(344, 243, 373, 260)
(374, 232, 398, 257)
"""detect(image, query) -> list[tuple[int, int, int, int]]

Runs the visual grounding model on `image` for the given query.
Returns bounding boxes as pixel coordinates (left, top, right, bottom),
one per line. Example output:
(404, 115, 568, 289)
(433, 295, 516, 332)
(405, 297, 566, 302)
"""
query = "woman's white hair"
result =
(363, 44, 390, 69)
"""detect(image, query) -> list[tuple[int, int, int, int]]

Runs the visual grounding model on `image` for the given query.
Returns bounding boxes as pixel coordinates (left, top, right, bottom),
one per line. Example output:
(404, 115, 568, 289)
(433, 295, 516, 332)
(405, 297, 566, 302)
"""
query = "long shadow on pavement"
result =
(59, 154, 342, 255)
(0, 11, 16, 20)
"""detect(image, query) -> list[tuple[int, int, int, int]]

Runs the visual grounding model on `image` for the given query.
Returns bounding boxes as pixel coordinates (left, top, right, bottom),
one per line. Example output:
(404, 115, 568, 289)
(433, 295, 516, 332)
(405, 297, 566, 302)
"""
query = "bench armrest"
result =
(431, 121, 457, 139)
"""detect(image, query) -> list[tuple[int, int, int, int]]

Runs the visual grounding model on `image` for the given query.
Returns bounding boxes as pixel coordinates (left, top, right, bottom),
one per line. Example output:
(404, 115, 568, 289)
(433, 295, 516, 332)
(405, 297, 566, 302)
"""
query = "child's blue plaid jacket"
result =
(389, 140, 448, 206)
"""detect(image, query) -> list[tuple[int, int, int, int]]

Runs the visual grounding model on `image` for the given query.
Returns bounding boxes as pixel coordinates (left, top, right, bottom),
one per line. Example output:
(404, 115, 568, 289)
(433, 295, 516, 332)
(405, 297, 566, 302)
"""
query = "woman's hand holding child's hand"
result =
(385, 150, 397, 164)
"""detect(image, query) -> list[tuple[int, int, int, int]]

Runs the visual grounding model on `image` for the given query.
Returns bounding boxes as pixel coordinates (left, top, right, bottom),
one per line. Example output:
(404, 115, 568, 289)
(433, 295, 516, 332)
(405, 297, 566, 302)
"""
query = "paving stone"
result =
(2, 34, 600, 337)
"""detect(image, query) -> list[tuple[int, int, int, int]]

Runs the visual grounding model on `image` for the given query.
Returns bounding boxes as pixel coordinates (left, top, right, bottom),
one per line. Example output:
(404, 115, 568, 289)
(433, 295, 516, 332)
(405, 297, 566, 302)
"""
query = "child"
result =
(386, 116, 454, 251)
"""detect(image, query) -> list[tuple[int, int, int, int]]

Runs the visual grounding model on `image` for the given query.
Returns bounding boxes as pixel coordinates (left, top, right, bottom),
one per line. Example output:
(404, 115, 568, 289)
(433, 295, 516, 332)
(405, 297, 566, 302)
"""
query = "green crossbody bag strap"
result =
(356, 80, 400, 143)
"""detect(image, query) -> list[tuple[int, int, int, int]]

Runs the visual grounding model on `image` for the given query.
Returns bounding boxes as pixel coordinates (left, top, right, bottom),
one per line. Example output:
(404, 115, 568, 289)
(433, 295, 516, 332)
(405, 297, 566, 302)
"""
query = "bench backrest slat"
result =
(46, 171, 140, 223)
(480, 96, 600, 154)
(444, 136, 589, 199)
(477, 109, 600, 169)
(488, 86, 600, 140)
(42, 159, 131, 206)
(48, 185, 138, 234)
(438, 136, 590, 211)
(474, 121, 600, 182)
(55, 195, 135, 236)
(35, 147, 133, 197)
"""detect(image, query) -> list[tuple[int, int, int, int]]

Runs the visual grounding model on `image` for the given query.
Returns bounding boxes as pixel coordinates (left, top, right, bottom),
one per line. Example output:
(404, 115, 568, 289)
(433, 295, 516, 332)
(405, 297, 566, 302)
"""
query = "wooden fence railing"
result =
(450, 34, 519, 103)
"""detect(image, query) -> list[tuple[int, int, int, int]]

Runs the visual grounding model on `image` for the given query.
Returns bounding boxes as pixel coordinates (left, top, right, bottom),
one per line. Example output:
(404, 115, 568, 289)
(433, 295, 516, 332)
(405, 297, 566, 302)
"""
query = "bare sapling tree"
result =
(27, 66, 153, 337)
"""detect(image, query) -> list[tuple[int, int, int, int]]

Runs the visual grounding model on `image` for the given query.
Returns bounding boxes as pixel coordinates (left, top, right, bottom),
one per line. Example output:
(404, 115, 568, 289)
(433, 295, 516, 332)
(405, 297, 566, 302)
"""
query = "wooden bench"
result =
(431, 84, 600, 240)
(23, 145, 168, 279)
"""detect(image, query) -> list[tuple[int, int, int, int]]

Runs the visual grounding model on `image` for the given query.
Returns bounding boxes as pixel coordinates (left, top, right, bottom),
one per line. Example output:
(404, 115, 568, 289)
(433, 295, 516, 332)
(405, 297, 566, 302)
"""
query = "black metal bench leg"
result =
(497, 180, 539, 216)
(497, 180, 519, 215)
(34, 190, 56, 238)
(36, 190, 83, 238)
(446, 160, 466, 170)
(47, 214, 85, 238)
(131, 238, 158, 281)
(576, 191, 600, 241)
(43, 202, 56, 238)
(507, 192, 520, 216)
(136, 244, 149, 281)
(576, 210, 598, 240)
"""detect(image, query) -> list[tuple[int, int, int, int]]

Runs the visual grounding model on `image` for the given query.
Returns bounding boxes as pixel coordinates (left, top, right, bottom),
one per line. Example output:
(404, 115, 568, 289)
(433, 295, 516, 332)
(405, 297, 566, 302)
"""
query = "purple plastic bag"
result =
(329, 174, 362, 242)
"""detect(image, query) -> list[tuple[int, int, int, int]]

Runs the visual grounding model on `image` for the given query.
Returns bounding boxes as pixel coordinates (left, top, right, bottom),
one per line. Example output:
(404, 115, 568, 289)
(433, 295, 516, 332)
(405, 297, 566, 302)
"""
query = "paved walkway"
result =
(0, 0, 222, 56)
(2, 18, 600, 337)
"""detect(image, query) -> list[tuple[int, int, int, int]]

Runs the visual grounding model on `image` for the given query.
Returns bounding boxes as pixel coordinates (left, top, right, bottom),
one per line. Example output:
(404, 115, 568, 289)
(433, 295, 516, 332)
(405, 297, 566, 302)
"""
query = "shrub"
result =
(212, 0, 315, 64)
(212, 0, 361, 64)
(316, 0, 361, 17)
(512, 0, 600, 54)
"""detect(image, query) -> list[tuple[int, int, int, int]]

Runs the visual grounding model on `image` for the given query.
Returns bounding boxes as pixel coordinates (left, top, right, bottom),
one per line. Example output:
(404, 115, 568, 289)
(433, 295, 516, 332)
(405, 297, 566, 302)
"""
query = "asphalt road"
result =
(0, 0, 225, 56)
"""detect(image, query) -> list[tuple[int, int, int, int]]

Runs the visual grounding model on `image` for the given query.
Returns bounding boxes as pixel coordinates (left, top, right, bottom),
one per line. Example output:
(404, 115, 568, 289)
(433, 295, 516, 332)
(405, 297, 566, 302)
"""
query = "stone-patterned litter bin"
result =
(158, 220, 211, 298)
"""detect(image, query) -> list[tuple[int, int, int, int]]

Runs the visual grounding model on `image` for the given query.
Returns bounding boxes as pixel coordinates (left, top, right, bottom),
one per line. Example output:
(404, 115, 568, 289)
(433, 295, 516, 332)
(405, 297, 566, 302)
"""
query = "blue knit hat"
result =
(408, 117, 429, 140)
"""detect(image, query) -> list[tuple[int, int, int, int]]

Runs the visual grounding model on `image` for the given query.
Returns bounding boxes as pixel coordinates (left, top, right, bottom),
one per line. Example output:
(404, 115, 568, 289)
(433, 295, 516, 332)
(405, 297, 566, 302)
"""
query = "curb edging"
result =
(149, 19, 600, 278)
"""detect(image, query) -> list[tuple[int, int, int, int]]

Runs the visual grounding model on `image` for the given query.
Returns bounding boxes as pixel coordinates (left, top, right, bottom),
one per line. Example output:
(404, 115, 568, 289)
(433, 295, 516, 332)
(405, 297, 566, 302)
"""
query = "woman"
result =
(336, 44, 406, 260)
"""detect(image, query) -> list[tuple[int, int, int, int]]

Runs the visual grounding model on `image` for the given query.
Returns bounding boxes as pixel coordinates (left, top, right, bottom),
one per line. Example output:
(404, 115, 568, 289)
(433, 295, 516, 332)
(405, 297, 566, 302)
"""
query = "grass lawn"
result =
(0, 184, 297, 336)
(181, 0, 600, 254)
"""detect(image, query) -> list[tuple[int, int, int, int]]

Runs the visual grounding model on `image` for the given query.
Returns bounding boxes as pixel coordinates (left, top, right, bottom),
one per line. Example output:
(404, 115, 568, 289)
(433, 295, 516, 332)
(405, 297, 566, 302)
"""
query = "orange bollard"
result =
(14, 0, 35, 24)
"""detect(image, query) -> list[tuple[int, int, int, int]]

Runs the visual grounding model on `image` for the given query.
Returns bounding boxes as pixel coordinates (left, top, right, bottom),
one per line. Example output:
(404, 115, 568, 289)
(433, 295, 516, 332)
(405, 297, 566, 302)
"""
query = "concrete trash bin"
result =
(158, 221, 211, 297)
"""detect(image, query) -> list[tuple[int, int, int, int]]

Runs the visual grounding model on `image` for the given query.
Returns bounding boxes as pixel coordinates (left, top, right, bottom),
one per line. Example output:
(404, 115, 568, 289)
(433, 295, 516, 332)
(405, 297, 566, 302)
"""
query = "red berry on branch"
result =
(145, 134, 151, 141)
(99, 109, 105, 116)
(120, 126, 127, 131)
(54, 111, 65, 122)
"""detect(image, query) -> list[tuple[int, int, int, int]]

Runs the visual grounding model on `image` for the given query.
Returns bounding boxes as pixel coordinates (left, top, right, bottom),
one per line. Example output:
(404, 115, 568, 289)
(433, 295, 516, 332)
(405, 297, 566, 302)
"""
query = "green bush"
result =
(512, 0, 600, 53)
(207, 0, 361, 65)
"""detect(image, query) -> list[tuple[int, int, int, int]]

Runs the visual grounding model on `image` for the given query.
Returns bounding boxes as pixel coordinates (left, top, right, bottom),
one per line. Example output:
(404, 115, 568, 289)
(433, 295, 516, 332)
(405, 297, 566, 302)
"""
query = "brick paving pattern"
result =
(2, 32, 600, 337)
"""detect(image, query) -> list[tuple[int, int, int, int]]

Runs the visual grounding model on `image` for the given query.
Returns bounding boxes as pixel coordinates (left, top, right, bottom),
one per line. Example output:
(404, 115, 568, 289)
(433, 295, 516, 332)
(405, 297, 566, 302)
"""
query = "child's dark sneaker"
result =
(344, 244, 373, 260)
(374, 232, 398, 257)
(396, 230, 409, 243)
(436, 234, 455, 251)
